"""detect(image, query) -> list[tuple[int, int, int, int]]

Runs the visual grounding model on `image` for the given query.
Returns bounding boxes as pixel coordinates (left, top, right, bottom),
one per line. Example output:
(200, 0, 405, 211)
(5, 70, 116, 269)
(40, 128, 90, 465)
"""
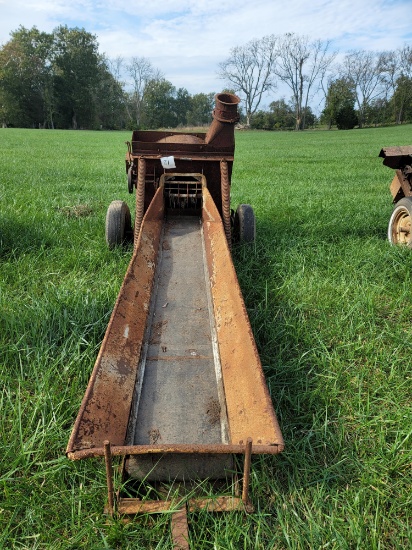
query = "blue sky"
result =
(1, 0, 411, 108)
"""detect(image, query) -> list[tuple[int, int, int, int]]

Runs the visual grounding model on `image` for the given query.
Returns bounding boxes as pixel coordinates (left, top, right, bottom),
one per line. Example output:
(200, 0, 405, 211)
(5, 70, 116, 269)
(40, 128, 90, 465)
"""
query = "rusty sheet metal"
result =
(379, 146, 412, 169)
(126, 93, 240, 220)
(117, 496, 250, 515)
(171, 508, 190, 550)
(188, 496, 250, 513)
(66, 187, 164, 454)
(67, 442, 282, 461)
(118, 499, 175, 514)
(379, 147, 412, 201)
(204, 93, 240, 147)
(389, 170, 412, 201)
(202, 188, 284, 449)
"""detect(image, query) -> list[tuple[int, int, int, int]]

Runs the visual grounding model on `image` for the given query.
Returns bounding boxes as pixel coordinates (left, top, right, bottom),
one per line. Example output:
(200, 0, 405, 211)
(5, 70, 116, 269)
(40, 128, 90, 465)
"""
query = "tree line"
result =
(219, 34, 412, 130)
(1, 26, 411, 131)
(0, 26, 215, 130)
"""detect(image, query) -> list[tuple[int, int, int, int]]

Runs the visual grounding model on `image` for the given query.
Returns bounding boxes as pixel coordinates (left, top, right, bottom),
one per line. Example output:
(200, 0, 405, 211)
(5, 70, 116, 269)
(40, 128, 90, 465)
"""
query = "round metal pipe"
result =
(205, 93, 240, 146)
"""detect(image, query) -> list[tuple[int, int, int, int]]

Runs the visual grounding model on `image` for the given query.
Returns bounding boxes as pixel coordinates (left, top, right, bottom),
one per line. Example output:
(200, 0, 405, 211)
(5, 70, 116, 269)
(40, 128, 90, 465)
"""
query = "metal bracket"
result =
(102, 438, 255, 548)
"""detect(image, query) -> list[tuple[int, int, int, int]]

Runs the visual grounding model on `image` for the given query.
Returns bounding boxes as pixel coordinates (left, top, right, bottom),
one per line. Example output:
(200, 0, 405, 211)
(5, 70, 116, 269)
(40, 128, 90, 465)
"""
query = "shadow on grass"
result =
(231, 214, 367, 500)
(0, 215, 56, 258)
(260, 204, 389, 245)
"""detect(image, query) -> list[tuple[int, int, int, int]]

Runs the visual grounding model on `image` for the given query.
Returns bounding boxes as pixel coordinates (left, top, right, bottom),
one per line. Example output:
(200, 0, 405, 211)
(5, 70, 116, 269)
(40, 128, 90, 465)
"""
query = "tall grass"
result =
(1, 126, 411, 548)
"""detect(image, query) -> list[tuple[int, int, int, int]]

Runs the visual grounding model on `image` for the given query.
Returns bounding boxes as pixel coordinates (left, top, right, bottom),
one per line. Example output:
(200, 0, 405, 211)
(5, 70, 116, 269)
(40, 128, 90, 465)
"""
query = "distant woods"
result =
(219, 34, 412, 130)
(0, 26, 215, 130)
(1, 26, 411, 130)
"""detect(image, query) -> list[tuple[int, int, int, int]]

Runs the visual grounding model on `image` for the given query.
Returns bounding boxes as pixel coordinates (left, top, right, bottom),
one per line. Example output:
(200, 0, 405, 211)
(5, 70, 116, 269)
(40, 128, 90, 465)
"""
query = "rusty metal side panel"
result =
(390, 173, 402, 200)
(202, 189, 284, 449)
(66, 188, 164, 454)
(379, 146, 412, 169)
(389, 170, 412, 202)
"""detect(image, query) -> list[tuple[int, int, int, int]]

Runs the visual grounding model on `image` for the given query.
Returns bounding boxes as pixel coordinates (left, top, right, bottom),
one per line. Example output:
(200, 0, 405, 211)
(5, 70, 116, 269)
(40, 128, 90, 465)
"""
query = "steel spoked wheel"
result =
(105, 200, 132, 249)
(388, 197, 412, 247)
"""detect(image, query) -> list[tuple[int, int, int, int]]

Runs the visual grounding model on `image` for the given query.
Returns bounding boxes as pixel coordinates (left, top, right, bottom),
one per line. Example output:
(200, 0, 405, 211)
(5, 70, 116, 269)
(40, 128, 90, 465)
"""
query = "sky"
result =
(1, 0, 411, 110)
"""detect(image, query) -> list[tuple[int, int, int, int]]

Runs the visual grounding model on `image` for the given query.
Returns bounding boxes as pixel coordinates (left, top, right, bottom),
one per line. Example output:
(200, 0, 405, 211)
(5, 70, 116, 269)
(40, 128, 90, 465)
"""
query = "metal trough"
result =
(67, 93, 283, 548)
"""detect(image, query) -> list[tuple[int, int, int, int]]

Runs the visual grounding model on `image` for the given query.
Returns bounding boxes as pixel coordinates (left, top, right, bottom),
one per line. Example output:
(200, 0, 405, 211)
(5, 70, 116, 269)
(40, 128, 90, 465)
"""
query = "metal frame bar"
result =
(241, 438, 253, 505)
(101, 438, 257, 547)
(104, 440, 115, 516)
(67, 442, 281, 461)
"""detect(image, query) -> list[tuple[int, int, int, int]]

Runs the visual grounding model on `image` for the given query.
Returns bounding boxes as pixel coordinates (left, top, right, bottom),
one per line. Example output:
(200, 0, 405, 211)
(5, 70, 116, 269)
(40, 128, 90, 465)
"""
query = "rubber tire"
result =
(235, 204, 256, 243)
(105, 200, 132, 249)
(388, 197, 412, 247)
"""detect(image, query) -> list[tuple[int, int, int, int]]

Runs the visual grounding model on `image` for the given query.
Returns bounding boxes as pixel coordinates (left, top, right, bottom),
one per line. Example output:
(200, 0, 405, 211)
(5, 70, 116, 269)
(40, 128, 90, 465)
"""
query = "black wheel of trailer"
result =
(388, 197, 412, 247)
(105, 200, 132, 249)
(234, 204, 256, 243)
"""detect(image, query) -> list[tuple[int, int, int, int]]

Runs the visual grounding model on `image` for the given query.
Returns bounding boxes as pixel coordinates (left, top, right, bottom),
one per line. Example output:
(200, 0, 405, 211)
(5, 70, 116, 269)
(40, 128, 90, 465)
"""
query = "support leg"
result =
(242, 438, 253, 506)
(103, 440, 115, 517)
(171, 506, 189, 550)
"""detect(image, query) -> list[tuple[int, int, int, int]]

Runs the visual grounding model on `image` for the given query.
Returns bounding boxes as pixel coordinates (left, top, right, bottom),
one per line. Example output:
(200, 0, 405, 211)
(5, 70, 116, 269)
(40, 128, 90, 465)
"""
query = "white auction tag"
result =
(160, 156, 176, 169)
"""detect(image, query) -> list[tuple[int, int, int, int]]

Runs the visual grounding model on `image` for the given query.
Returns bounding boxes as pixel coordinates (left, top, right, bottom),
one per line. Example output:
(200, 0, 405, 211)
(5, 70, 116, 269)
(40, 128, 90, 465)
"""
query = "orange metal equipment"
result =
(67, 93, 283, 548)
(379, 145, 412, 246)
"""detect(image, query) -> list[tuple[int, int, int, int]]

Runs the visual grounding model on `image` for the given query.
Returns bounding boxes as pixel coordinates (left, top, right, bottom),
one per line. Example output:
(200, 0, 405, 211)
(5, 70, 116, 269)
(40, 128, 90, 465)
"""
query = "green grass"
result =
(1, 126, 412, 548)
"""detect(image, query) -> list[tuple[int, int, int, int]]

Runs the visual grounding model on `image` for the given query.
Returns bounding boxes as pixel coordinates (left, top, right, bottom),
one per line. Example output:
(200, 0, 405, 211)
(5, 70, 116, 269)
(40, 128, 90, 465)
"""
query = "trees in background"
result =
(381, 45, 412, 124)
(0, 27, 54, 127)
(0, 25, 411, 130)
(53, 26, 101, 129)
(324, 46, 412, 129)
(251, 99, 295, 130)
(390, 75, 412, 124)
(338, 50, 387, 128)
(0, 25, 125, 129)
(126, 56, 162, 128)
(320, 46, 412, 129)
(220, 35, 411, 130)
(322, 77, 357, 129)
(141, 79, 179, 129)
(186, 93, 215, 126)
(219, 33, 335, 130)
(335, 104, 358, 130)
(95, 55, 127, 129)
(0, 26, 213, 130)
(274, 34, 336, 130)
(218, 35, 278, 126)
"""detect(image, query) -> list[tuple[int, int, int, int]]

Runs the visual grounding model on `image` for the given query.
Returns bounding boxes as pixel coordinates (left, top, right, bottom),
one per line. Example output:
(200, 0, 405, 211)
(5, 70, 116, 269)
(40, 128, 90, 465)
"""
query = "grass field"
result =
(1, 125, 411, 549)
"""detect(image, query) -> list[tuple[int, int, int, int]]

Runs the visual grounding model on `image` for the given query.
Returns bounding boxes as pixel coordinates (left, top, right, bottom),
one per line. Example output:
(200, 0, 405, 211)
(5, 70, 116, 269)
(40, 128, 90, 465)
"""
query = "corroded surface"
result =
(125, 93, 241, 219)
(66, 188, 164, 453)
(202, 188, 284, 448)
(126, 215, 232, 480)
(379, 146, 412, 169)
(130, 216, 226, 446)
(68, 188, 284, 456)
(68, 442, 283, 460)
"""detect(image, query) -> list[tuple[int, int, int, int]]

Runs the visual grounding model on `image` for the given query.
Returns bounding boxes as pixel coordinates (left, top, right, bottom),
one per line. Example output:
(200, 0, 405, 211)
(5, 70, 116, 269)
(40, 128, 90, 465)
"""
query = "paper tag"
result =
(160, 156, 176, 169)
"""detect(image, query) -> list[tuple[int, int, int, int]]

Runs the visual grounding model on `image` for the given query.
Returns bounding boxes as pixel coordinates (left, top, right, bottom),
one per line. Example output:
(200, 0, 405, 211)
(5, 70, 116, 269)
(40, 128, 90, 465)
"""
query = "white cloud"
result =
(0, 0, 411, 97)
